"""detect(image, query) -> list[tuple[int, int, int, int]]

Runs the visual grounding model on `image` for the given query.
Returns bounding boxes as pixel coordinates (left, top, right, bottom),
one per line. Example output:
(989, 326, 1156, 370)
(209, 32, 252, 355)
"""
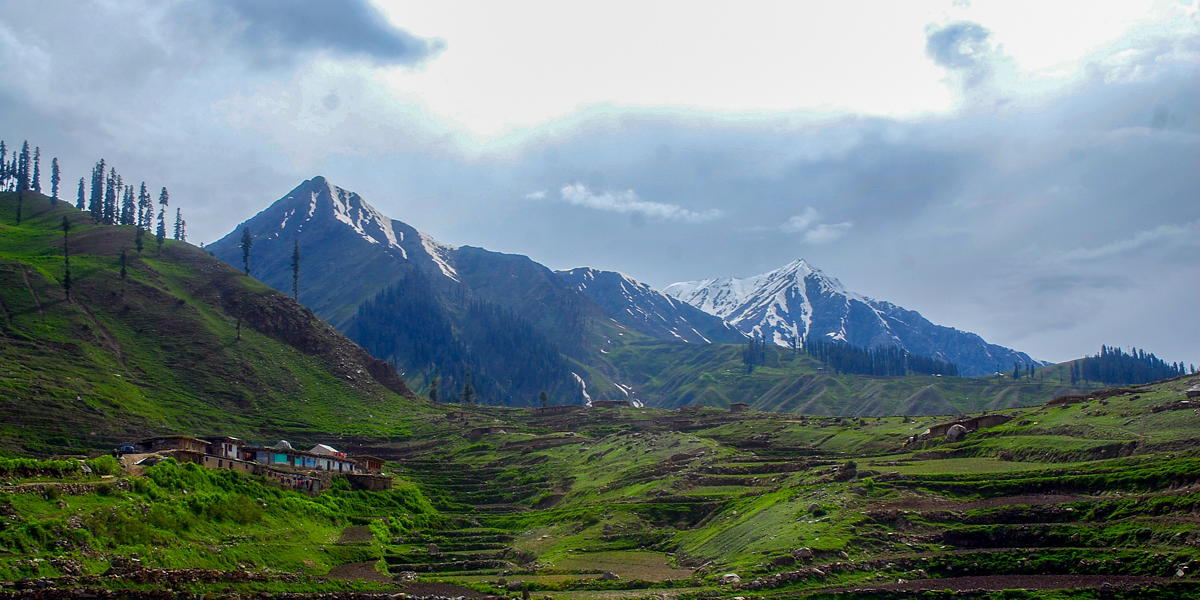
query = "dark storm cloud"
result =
(189, 0, 444, 66)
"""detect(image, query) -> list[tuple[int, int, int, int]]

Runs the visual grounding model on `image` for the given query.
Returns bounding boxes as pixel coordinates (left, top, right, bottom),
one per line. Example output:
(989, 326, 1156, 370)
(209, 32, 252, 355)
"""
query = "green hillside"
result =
(3, 191, 1199, 598)
(606, 340, 1100, 415)
(0, 191, 436, 455)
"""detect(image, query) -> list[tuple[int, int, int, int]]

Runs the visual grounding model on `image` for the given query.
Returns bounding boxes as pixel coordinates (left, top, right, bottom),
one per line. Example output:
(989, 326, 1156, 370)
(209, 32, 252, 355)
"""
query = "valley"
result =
(2, 191, 1198, 599)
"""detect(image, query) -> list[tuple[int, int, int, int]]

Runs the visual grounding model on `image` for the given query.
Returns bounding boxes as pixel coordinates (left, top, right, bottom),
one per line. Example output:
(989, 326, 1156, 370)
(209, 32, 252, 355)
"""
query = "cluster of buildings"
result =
(123, 435, 390, 493)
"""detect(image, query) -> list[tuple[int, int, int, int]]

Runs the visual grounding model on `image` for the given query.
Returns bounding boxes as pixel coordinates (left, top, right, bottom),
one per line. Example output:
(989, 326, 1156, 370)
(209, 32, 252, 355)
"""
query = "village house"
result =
(912, 414, 1013, 443)
(730, 402, 750, 413)
(122, 435, 388, 494)
(137, 435, 209, 454)
(245, 441, 358, 473)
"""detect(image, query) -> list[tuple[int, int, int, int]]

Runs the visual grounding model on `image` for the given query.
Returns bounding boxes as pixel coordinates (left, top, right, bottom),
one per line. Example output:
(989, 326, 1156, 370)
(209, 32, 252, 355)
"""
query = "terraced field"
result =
(294, 374, 1199, 598)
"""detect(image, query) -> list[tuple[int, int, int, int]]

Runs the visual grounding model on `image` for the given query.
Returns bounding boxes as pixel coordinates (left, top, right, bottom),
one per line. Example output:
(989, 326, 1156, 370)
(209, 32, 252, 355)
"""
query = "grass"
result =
(0, 192, 445, 455)
(0, 459, 440, 579)
(4, 192, 1200, 598)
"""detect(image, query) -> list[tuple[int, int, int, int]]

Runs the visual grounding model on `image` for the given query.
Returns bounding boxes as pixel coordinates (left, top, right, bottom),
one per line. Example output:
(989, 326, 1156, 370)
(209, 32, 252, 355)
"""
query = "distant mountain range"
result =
(209, 176, 1043, 407)
(665, 260, 1040, 376)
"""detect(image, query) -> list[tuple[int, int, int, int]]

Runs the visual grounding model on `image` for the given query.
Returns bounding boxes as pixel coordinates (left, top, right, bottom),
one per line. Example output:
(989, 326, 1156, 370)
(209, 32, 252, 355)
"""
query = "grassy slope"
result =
(0, 192, 441, 455)
(3, 192, 1198, 598)
(606, 340, 1099, 416)
(2, 365, 1198, 596)
(367, 373, 1200, 598)
(0, 459, 440, 589)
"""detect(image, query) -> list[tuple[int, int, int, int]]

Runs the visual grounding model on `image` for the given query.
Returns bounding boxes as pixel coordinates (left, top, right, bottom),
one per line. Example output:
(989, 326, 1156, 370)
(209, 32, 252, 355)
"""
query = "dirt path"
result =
(826, 574, 1177, 592)
(877, 494, 1096, 512)
(323, 561, 392, 584)
(337, 525, 374, 544)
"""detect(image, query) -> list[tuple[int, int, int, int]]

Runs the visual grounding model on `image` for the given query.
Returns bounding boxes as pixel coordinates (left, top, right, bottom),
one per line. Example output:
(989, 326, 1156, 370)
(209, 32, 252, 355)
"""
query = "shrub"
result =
(86, 455, 121, 476)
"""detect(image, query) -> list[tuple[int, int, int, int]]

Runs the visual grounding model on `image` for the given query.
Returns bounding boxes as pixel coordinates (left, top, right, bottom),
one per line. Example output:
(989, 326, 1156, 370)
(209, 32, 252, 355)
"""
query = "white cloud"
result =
(779, 207, 852, 243)
(803, 222, 853, 244)
(558, 183, 722, 223)
(1063, 219, 1200, 261)
(780, 207, 818, 232)
(524, 190, 546, 200)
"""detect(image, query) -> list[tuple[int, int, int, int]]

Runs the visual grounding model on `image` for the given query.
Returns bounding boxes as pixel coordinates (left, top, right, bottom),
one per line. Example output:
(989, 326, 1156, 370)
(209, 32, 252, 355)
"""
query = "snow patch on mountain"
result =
(419, 232, 459, 282)
(572, 372, 591, 407)
(557, 267, 745, 345)
(665, 258, 1040, 376)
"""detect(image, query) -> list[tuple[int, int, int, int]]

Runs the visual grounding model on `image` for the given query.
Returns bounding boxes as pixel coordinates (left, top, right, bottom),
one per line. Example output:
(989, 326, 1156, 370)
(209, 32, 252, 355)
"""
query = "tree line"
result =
(3, 138, 195, 300)
(742, 334, 961, 376)
(1, 139, 187, 246)
(346, 268, 578, 406)
(1070, 345, 1194, 385)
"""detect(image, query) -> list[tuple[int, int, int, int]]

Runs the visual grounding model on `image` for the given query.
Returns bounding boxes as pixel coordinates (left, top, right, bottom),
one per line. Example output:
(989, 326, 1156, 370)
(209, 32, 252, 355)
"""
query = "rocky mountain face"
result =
(207, 177, 741, 405)
(558, 267, 745, 345)
(665, 259, 1040, 376)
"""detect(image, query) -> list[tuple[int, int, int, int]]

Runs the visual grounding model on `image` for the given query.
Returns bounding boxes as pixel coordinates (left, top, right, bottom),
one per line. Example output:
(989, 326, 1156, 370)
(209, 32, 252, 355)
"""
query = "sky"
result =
(1, 0, 1197, 365)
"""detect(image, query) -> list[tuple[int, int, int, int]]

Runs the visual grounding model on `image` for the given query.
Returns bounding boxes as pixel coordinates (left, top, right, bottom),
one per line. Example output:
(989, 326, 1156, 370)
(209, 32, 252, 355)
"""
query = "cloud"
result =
(558, 183, 723, 223)
(524, 190, 547, 200)
(780, 207, 818, 232)
(187, 0, 444, 66)
(803, 222, 853, 244)
(1063, 219, 1200, 261)
(780, 207, 852, 243)
(925, 21, 995, 88)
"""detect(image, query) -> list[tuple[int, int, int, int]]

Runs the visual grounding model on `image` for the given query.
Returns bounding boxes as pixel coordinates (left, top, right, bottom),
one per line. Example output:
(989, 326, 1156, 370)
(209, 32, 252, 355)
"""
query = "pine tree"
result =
(239, 226, 253, 275)
(178, 216, 186, 242)
(137, 183, 151, 229)
(290, 240, 300, 299)
(76, 177, 85, 210)
(50, 157, 60, 204)
(461, 381, 475, 405)
(88, 160, 104, 221)
(538, 391, 549, 408)
(155, 208, 166, 251)
(428, 377, 440, 403)
(0, 141, 6, 189)
(174, 207, 183, 240)
(135, 223, 144, 254)
(17, 141, 30, 191)
(120, 185, 135, 225)
(61, 216, 72, 298)
(15, 141, 30, 224)
(103, 167, 117, 225)
(31, 147, 41, 193)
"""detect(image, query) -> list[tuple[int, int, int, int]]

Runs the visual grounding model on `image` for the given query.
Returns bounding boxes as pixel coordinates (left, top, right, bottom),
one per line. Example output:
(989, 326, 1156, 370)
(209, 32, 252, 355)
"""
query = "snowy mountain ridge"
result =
(665, 259, 1039, 376)
(559, 267, 745, 345)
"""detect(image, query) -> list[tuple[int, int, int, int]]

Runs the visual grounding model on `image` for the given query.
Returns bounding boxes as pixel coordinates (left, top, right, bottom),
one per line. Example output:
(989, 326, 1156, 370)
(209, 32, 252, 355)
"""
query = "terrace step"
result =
(382, 558, 517, 572)
(385, 550, 512, 564)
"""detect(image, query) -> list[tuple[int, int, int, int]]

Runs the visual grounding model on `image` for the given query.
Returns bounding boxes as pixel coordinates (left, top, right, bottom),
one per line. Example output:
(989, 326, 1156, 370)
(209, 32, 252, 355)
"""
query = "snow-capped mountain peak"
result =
(211, 176, 464, 284)
(664, 258, 1039, 375)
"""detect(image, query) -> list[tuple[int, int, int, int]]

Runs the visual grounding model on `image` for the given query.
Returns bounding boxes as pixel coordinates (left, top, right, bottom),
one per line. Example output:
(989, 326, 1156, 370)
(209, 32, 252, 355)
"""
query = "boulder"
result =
(720, 573, 741, 584)
(945, 424, 969, 442)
